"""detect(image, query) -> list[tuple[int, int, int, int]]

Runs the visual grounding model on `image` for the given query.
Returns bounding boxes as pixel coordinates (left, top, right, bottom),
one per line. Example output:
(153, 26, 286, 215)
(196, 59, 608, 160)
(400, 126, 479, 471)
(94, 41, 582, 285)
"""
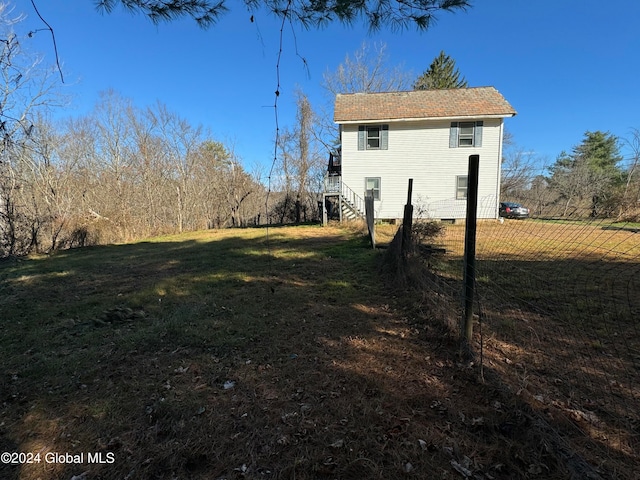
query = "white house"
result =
(324, 86, 516, 222)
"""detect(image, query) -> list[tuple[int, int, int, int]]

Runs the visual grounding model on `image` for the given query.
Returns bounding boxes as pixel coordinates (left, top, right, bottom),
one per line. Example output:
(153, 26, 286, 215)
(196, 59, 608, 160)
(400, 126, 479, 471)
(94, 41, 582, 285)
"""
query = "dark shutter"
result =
(358, 126, 365, 150)
(380, 124, 389, 150)
(474, 121, 483, 147)
(449, 122, 458, 148)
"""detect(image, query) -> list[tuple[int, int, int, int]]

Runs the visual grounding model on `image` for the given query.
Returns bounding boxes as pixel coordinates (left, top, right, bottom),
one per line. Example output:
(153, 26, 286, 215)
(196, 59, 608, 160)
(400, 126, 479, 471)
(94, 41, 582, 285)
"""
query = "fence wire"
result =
(425, 212, 640, 479)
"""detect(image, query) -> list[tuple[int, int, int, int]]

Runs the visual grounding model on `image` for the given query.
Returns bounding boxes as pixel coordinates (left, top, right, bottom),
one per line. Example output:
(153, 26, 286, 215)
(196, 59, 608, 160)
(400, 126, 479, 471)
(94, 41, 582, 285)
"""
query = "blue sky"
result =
(15, 0, 640, 175)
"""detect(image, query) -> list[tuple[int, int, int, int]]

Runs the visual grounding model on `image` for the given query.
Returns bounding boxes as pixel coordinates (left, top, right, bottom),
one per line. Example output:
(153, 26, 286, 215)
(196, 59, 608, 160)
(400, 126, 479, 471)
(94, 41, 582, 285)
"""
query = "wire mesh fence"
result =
(420, 211, 640, 479)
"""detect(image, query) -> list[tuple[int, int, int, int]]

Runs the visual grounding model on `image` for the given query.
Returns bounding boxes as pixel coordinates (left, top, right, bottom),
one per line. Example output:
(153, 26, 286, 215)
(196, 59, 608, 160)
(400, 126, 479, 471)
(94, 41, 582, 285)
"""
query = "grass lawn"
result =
(0, 223, 637, 479)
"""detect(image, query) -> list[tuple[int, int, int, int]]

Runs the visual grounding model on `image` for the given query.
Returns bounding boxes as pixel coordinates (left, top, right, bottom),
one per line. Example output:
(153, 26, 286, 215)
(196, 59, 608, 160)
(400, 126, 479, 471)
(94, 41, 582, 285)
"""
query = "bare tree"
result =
(0, 1, 285, 254)
(0, 5, 63, 256)
(190, 140, 255, 228)
(275, 90, 324, 223)
(223, 156, 257, 227)
(548, 155, 611, 217)
(58, 116, 109, 241)
(86, 90, 142, 240)
(616, 128, 640, 220)
(501, 147, 538, 200)
(128, 105, 174, 235)
(323, 42, 413, 97)
(526, 175, 555, 217)
(61, 95, 265, 240)
(318, 42, 413, 153)
(146, 102, 205, 233)
(13, 116, 77, 251)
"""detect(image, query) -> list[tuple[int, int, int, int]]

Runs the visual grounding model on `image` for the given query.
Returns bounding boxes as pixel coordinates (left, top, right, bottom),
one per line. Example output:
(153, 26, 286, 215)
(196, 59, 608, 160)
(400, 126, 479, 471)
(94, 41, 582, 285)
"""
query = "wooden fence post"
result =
(462, 155, 480, 351)
(401, 178, 414, 258)
(365, 190, 375, 248)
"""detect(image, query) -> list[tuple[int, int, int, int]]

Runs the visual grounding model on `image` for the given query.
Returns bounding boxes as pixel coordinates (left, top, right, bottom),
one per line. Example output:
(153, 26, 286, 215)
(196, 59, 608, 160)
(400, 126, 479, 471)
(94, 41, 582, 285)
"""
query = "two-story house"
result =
(324, 86, 516, 223)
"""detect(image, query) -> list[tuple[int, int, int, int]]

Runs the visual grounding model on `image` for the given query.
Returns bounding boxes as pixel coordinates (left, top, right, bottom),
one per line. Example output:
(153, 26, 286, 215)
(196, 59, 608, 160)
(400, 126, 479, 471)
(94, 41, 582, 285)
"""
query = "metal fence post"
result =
(463, 155, 480, 349)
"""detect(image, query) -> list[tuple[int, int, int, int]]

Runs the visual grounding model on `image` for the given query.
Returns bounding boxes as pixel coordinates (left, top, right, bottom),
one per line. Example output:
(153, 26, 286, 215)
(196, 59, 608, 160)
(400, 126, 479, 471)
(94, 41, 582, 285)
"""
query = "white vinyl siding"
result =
(340, 118, 503, 219)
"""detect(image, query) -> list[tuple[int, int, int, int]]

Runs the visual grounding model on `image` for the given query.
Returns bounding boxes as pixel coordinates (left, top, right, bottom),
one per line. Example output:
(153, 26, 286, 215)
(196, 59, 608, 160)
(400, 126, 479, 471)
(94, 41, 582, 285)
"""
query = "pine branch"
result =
(96, 0, 229, 28)
(95, 0, 471, 30)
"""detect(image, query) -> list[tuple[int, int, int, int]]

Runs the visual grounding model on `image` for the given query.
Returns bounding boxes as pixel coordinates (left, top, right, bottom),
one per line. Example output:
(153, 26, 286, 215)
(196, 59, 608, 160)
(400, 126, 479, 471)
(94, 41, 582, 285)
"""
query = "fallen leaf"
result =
(451, 459, 472, 477)
(528, 464, 544, 474)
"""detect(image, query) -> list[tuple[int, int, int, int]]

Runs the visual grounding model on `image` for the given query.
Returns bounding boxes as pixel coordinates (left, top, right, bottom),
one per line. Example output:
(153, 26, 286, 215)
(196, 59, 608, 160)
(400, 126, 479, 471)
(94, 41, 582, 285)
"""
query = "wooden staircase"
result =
(323, 176, 367, 223)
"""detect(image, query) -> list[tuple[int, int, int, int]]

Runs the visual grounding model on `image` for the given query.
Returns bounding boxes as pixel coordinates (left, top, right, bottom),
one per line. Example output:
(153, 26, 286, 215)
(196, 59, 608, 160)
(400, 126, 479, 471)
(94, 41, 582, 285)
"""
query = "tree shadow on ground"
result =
(0, 226, 637, 479)
(436, 255, 640, 480)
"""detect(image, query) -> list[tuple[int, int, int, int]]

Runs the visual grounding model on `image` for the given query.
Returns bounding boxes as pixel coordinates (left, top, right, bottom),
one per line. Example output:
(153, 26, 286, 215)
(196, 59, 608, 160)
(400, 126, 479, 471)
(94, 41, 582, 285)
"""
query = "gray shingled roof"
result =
(334, 86, 516, 123)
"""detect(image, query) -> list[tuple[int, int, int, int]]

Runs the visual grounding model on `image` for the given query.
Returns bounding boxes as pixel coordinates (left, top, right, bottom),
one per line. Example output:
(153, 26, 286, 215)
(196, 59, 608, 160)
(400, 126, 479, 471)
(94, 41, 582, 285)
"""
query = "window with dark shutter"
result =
(358, 126, 365, 150)
(380, 124, 388, 150)
(358, 124, 389, 150)
(367, 126, 380, 149)
(474, 121, 483, 147)
(450, 121, 484, 148)
(449, 122, 459, 148)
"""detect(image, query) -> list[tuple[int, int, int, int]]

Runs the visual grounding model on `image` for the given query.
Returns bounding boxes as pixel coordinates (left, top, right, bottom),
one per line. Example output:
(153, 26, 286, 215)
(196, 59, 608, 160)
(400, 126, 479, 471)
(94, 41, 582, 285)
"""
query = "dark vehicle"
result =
(499, 202, 529, 219)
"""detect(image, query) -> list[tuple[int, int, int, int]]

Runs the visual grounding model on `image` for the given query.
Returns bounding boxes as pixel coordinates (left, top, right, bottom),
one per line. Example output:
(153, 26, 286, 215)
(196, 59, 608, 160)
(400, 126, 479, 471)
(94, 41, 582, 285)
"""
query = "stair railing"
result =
(340, 180, 366, 219)
(324, 175, 367, 220)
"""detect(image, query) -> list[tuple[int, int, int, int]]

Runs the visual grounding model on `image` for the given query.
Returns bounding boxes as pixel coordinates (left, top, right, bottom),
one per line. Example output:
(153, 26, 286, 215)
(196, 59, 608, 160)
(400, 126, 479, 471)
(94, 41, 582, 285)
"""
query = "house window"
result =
(449, 121, 483, 148)
(358, 125, 388, 150)
(458, 122, 475, 146)
(456, 176, 468, 200)
(365, 177, 381, 200)
(367, 126, 380, 149)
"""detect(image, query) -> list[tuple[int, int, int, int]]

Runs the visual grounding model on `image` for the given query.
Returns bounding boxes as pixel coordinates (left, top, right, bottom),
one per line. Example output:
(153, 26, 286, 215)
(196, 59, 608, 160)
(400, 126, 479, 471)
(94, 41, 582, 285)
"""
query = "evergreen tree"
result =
(413, 50, 468, 90)
(572, 130, 623, 177)
(548, 131, 623, 216)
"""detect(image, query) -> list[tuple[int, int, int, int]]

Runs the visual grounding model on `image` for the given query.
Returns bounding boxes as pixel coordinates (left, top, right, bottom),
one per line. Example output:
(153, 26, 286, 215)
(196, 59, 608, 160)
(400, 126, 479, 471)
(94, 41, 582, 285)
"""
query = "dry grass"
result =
(1, 222, 637, 480)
